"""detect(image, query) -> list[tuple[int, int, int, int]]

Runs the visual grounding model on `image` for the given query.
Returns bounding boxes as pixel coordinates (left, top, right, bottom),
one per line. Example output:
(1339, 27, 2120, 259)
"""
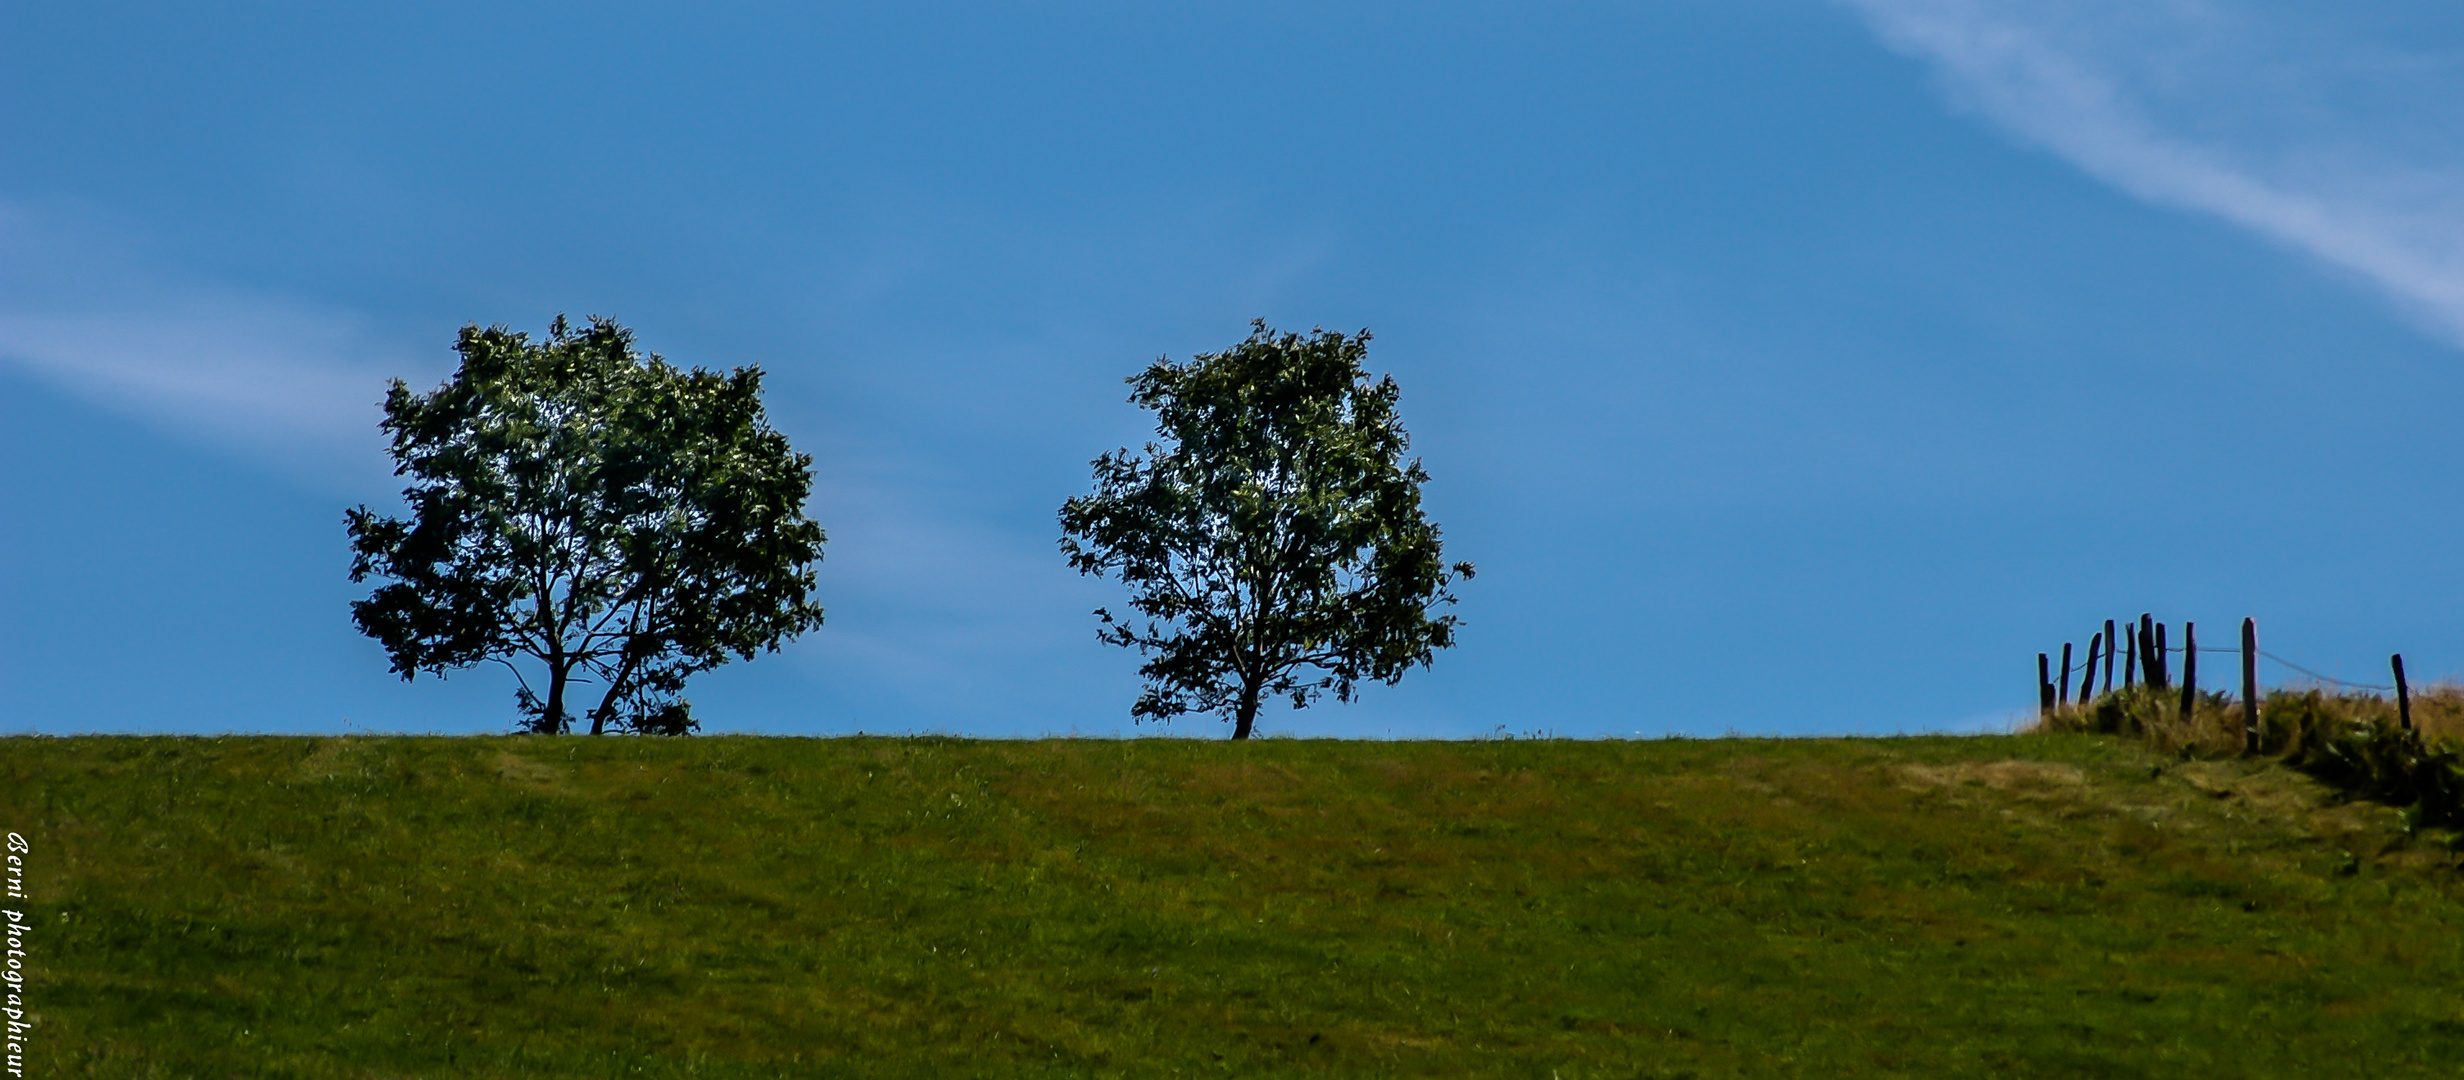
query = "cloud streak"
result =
(1840, 0, 2464, 347)
(0, 300, 402, 457)
(0, 201, 431, 490)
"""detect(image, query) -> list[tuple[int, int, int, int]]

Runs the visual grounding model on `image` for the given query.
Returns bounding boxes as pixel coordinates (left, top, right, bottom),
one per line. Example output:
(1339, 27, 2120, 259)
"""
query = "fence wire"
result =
(2050, 636, 2401, 693)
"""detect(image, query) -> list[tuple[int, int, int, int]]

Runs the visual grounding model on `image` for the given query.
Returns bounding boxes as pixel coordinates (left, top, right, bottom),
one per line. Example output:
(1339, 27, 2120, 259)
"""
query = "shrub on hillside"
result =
(2043, 683, 2464, 827)
(2052, 684, 2241, 756)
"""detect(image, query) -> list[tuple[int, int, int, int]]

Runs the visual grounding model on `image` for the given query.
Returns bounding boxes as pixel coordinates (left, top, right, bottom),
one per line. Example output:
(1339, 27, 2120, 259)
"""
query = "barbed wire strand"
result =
(2055, 639, 2400, 692)
(2125, 643, 2395, 692)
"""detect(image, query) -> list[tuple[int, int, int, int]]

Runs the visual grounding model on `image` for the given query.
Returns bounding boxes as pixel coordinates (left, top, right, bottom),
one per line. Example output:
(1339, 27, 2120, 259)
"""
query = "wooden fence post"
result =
(2123, 624, 2138, 689)
(2039, 653, 2055, 718)
(2141, 614, 2160, 689)
(2393, 654, 2412, 732)
(2083, 633, 2103, 703)
(2241, 618, 2259, 754)
(2177, 622, 2197, 719)
(2102, 619, 2117, 695)
(2060, 642, 2074, 706)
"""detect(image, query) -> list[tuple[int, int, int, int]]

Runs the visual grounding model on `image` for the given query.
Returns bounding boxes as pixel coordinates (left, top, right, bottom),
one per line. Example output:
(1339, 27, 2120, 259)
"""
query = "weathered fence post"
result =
(2060, 642, 2075, 706)
(2178, 622, 2197, 720)
(2152, 621, 2170, 690)
(2241, 618, 2259, 754)
(2102, 619, 2117, 695)
(2393, 654, 2412, 732)
(2138, 614, 2156, 687)
(2123, 624, 2138, 689)
(2083, 633, 2103, 703)
(2039, 653, 2055, 718)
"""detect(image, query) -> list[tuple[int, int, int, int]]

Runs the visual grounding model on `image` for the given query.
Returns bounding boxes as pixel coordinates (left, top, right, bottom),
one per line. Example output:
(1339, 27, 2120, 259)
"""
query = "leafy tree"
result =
(347, 316, 826, 734)
(1059, 320, 1473, 739)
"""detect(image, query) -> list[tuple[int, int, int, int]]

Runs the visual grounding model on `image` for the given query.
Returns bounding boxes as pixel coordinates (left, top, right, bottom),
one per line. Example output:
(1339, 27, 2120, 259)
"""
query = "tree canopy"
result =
(1059, 320, 1472, 739)
(346, 316, 825, 734)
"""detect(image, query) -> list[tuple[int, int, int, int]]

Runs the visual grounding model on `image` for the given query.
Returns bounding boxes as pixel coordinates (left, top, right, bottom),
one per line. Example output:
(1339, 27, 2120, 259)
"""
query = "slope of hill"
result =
(9, 733, 2464, 1077)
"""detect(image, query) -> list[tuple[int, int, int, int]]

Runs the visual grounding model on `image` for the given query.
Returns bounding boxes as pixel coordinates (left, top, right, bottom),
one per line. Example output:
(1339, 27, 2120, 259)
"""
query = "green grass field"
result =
(9, 733, 2464, 1077)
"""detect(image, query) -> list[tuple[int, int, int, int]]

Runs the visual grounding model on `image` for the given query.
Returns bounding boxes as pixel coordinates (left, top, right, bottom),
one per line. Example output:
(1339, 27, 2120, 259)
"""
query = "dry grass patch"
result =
(1895, 759, 2086, 796)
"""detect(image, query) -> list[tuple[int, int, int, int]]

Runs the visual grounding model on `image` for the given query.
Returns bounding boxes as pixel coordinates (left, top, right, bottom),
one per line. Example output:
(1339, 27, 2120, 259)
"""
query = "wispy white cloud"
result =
(1839, 0, 2464, 347)
(0, 200, 433, 489)
(0, 300, 403, 462)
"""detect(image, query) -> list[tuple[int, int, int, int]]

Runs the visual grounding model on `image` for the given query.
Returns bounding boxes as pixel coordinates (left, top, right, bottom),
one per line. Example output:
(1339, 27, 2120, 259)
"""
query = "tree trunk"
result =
(590, 654, 639, 736)
(543, 659, 572, 734)
(589, 689, 613, 736)
(1232, 681, 1262, 740)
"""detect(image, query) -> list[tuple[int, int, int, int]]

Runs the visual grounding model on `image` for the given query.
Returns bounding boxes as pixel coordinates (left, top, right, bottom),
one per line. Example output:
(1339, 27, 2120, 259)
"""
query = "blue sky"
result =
(5, 1, 2462, 738)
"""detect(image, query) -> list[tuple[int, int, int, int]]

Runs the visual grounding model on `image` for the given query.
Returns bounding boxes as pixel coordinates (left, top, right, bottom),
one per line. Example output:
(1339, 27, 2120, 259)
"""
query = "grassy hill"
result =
(9, 732, 2464, 1077)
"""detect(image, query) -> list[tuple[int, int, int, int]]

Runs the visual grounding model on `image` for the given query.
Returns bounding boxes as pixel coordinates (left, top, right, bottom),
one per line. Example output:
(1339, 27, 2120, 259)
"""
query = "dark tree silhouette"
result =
(347, 316, 825, 734)
(1060, 321, 1472, 739)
